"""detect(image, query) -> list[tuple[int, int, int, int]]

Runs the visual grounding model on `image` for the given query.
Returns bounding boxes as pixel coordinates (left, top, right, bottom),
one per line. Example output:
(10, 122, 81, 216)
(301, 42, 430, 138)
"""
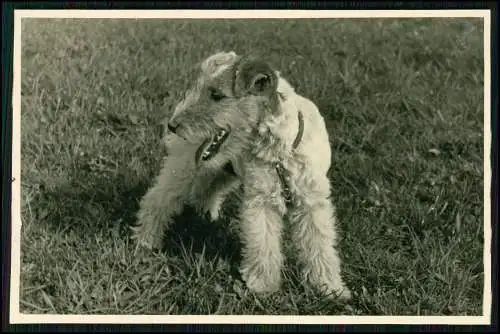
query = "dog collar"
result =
(292, 111, 304, 150)
(275, 110, 304, 206)
(276, 90, 304, 150)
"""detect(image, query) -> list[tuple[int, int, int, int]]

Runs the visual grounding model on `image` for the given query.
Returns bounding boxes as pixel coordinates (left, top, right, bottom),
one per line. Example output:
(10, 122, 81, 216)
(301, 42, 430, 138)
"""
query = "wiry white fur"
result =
(233, 73, 350, 299)
(132, 51, 351, 300)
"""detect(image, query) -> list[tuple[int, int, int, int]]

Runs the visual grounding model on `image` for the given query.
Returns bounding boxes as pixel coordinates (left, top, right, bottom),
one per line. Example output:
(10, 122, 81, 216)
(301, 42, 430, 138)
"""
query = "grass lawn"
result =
(18, 17, 485, 316)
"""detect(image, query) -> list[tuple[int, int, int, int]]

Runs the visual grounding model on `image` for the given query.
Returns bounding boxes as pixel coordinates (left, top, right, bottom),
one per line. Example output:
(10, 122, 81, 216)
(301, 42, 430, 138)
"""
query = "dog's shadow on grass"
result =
(161, 204, 243, 267)
(31, 167, 365, 313)
(29, 164, 242, 268)
(119, 176, 243, 268)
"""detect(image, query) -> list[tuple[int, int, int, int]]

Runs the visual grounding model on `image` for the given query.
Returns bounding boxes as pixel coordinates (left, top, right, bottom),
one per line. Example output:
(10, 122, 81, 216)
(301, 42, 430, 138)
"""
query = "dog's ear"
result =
(233, 57, 278, 97)
(202, 51, 239, 74)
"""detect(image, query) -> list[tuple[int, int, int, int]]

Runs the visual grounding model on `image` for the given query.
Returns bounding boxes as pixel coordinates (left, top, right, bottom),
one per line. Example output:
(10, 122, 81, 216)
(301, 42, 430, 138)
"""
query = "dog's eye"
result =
(209, 89, 226, 102)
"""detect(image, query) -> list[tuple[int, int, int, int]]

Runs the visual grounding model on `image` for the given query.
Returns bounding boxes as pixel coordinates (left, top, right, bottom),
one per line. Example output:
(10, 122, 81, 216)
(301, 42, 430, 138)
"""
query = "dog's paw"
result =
(203, 203, 224, 222)
(202, 210, 217, 223)
(337, 287, 352, 300)
(210, 207, 221, 221)
(326, 286, 352, 301)
(310, 277, 352, 301)
(130, 224, 162, 251)
(239, 265, 282, 294)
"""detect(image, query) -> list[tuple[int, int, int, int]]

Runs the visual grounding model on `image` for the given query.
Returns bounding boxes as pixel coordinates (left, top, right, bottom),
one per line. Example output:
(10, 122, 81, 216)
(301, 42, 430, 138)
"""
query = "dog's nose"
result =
(167, 122, 180, 134)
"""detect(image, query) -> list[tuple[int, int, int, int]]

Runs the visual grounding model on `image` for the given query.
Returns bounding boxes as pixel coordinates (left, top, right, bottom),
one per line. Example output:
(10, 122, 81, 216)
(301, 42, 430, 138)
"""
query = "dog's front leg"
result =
(131, 150, 195, 251)
(239, 166, 286, 294)
(290, 174, 352, 300)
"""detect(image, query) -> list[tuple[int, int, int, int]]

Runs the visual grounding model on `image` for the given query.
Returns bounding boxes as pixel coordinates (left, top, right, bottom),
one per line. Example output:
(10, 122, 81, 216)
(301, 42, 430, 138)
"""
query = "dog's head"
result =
(166, 51, 280, 169)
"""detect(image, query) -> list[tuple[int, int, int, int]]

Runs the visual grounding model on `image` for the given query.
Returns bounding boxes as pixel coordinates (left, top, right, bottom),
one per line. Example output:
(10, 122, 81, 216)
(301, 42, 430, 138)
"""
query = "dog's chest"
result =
(256, 112, 307, 207)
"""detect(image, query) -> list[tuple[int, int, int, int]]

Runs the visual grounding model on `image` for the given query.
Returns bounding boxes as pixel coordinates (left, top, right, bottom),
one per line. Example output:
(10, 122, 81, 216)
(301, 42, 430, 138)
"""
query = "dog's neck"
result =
(273, 75, 305, 205)
(249, 76, 305, 177)
(256, 75, 303, 149)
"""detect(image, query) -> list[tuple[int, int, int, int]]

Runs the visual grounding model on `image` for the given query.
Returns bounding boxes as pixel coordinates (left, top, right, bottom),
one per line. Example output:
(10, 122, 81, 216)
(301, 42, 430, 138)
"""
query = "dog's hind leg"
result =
(204, 175, 240, 221)
(202, 162, 241, 221)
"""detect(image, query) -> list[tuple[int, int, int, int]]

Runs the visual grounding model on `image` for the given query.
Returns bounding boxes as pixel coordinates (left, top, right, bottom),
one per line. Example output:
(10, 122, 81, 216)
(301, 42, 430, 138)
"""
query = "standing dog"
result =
(131, 51, 351, 300)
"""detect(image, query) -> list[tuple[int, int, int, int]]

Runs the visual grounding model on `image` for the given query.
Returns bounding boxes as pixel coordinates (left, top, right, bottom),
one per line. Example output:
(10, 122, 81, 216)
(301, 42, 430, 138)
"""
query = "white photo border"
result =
(8, 8, 493, 326)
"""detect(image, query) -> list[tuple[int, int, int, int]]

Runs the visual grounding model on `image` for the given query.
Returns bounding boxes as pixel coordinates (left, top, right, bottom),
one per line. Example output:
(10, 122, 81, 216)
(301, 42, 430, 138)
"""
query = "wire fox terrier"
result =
(131, 51, 351, 300)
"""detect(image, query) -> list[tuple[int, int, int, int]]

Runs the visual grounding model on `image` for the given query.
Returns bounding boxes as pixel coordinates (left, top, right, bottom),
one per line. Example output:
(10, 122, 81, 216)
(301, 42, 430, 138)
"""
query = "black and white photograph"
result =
(5, 6, 494, 326)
